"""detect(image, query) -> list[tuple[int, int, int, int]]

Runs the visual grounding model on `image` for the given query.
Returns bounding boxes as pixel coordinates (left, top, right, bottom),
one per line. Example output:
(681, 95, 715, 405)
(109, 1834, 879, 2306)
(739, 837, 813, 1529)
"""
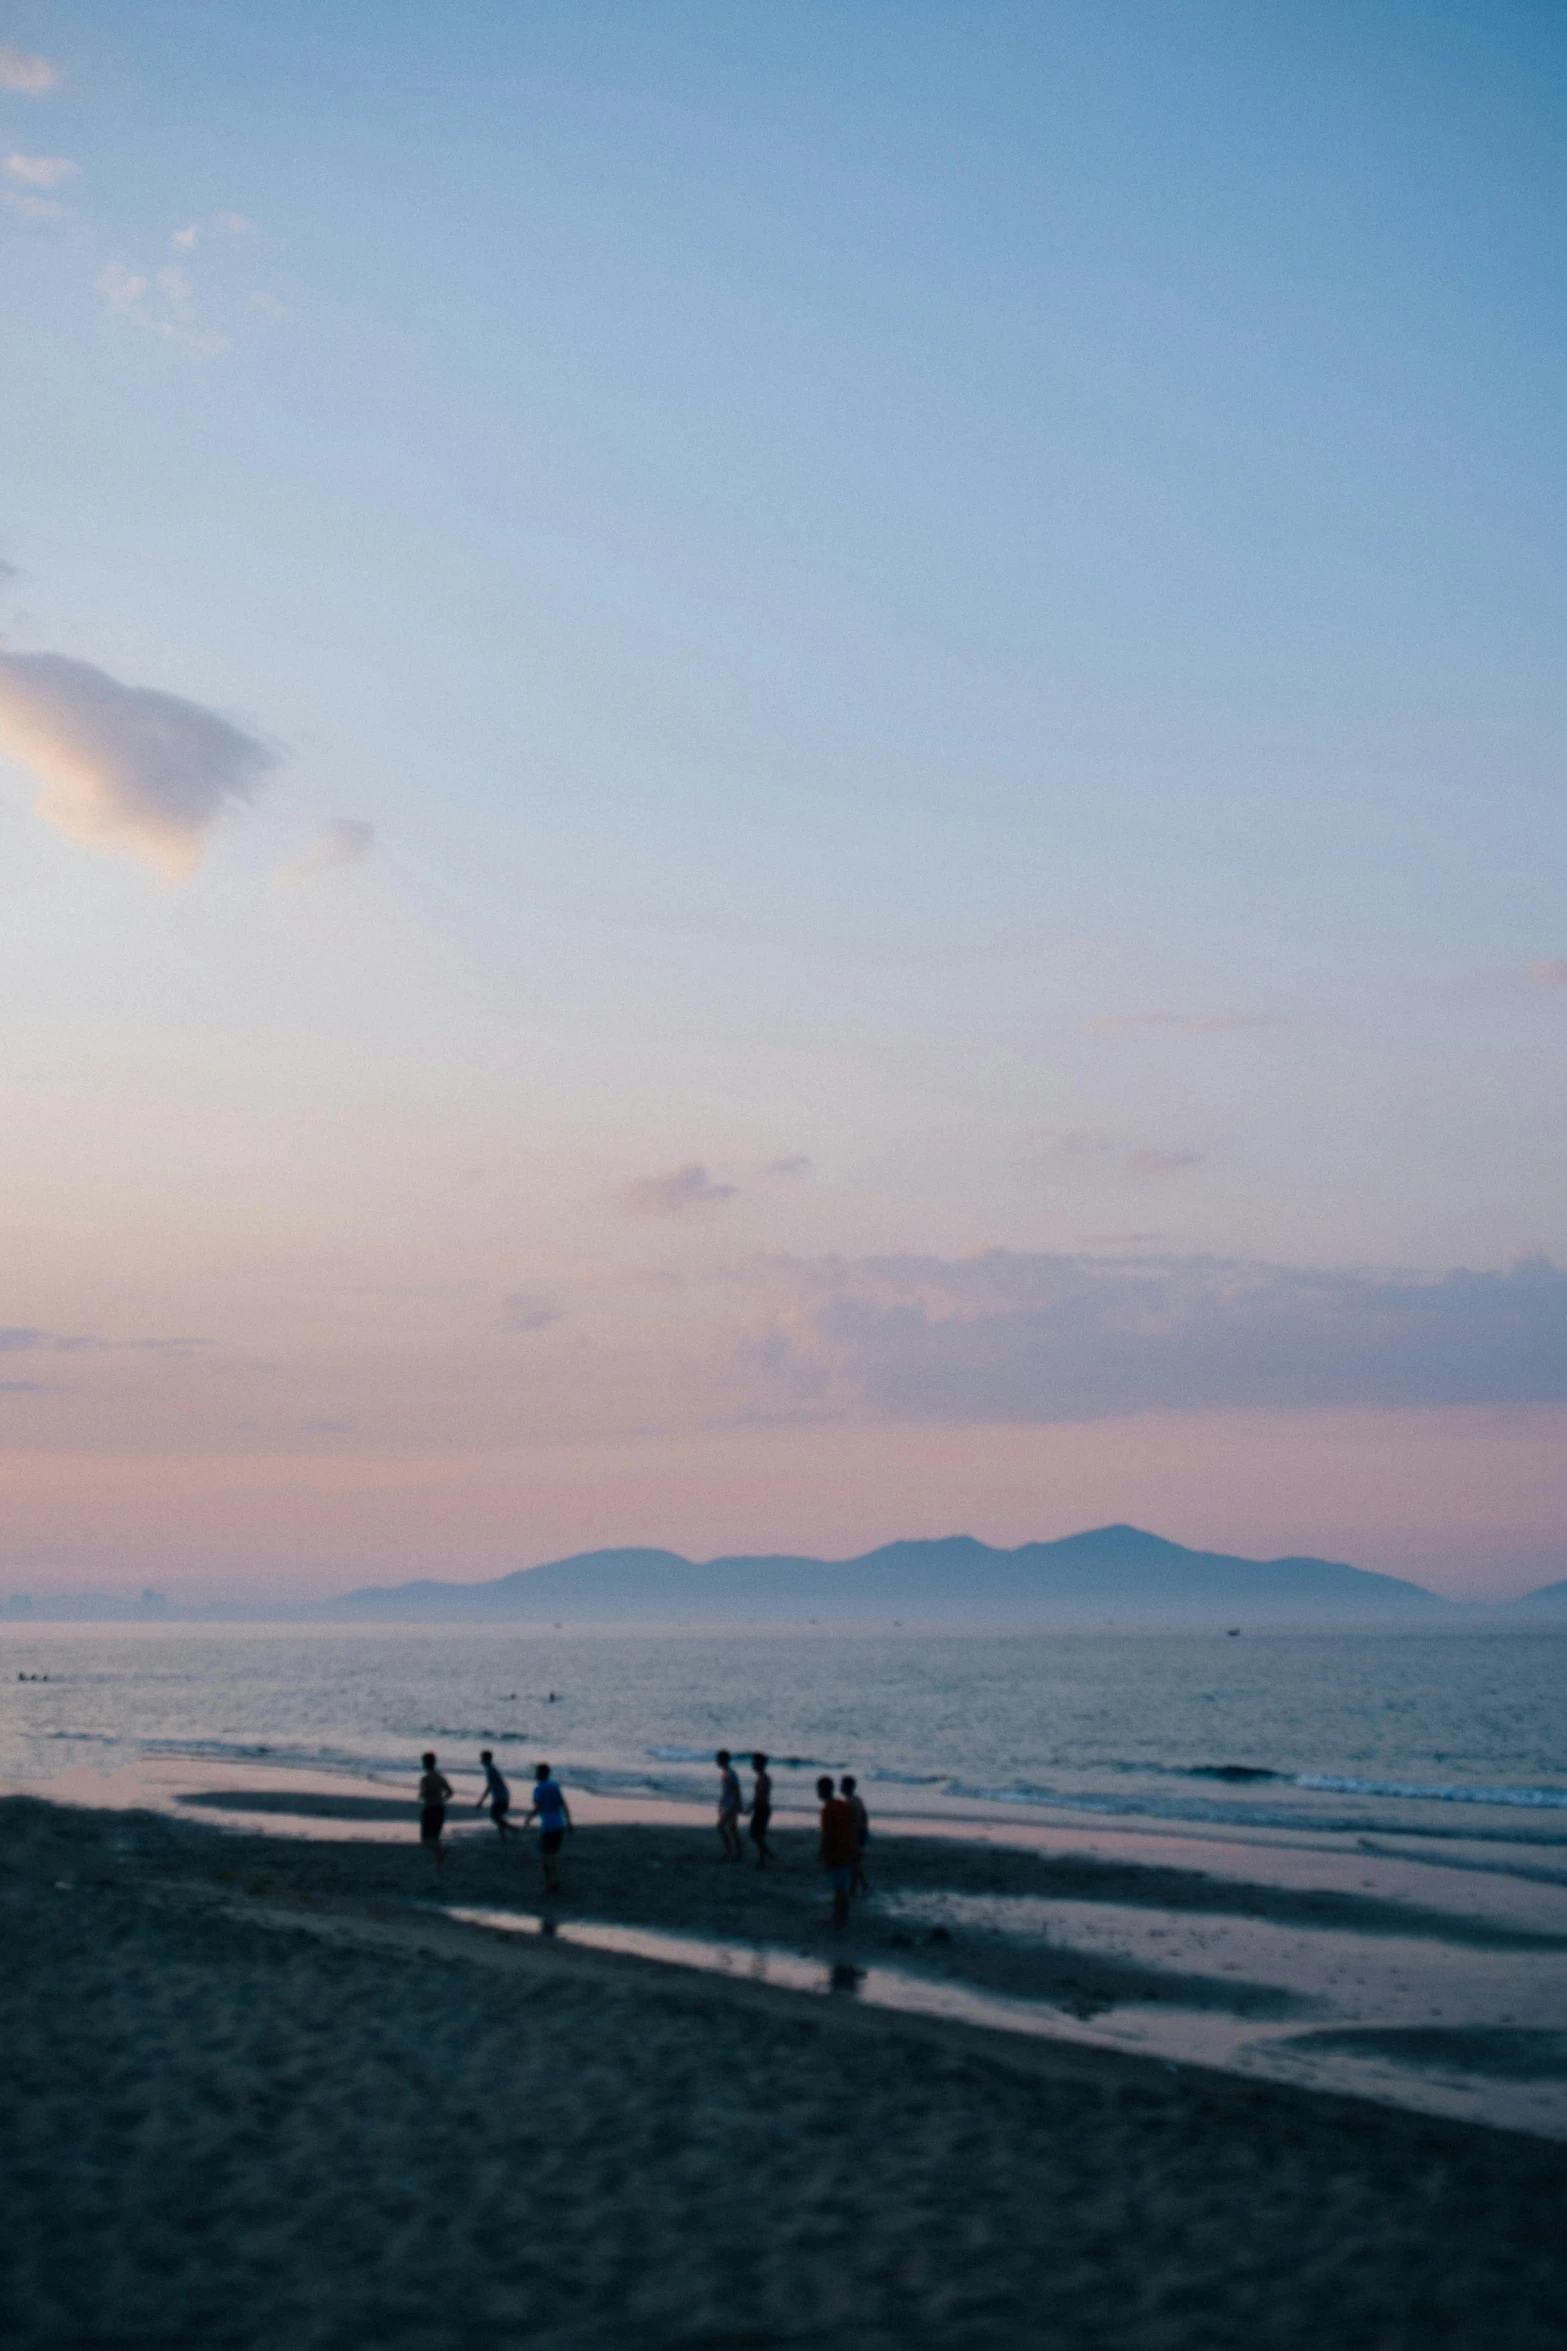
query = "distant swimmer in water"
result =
(475, 1749, 516, 1838)
(418, 1751, 454, 1870)
(522, 1761, 572, 1894)
(715, 1749, 744, 1861)
(817, 1775, 857, 1929)
(840, 1773, 870, 1893)
(747, 1752, 774, 1869)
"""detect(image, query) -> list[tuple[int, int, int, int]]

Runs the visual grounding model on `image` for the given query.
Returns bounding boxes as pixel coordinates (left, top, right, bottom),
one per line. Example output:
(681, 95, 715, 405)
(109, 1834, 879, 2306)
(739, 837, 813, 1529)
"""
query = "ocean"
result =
(4, 1619, 1565, 1853)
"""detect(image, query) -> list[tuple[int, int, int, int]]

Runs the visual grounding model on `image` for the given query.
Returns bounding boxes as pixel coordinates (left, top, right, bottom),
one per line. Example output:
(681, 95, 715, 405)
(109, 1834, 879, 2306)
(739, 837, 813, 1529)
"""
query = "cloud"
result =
(172, 211, 256, 251)
(765, 1154, 812, 1177)
(732, 1248, 1567, 1423)
(617, 1162, 739, 1217)
(1527, 958, 1567, 989)
(0, 1323, 202, 1357)
(0, 46, 59, 94)
(1085, 1010, 1288, 1035)
(5, 152, 76, 188)
(282, 818, 375, 879)
(0, 1328, 70, 1354)
(4, 188, 66, 221)
(500, 1291, 563, 1335)
(1044, 1131, 1202, 1180)
(1127, 1148, 1203, 1179)
(0, 649, 276, 878)
(97, 261, 231, 356)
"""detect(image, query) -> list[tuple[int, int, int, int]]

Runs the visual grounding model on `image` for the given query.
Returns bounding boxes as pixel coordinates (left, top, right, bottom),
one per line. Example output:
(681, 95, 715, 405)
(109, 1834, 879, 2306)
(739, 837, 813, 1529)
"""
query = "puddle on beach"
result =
(14, 1751, 1567, 2141)
(433, 1895, 1567, 2145)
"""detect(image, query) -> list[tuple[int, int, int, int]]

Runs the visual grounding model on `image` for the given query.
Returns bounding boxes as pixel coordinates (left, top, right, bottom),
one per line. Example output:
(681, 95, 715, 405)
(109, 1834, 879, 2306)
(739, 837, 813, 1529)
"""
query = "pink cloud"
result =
(617, 1163, 738, 1217)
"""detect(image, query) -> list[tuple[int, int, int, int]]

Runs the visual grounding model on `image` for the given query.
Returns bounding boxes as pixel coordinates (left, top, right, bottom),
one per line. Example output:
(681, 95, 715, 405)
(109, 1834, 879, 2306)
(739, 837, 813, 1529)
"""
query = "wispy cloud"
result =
(282, 819, 374, 880)
(1044, 1131, 1202, 1181)
(765, 1154, 812, 1177)
(0, 1325, 200, 1357)
(617, 1162, 739, 1217)
(731, 1248, 1567, 1423)
(1527, 958, 1567, 989)
(1085, 1010, 1287, 1036)
(500, 1291, 563, 1334)
(1127, 1147, 1203, 1179)
(0, 46, 60, 95)
(3, 188, 67, 222)
(0, 1327, 84, 1354)
(97, 261, 231, 357)
(5, 152, 76, 188)
(170, 210, 257, 253)
(0, 649, 276, 879)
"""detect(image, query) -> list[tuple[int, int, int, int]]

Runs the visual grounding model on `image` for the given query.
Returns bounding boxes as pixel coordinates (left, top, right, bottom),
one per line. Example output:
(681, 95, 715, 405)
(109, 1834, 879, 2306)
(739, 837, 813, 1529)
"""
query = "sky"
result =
(0, 0, 1564, 1601)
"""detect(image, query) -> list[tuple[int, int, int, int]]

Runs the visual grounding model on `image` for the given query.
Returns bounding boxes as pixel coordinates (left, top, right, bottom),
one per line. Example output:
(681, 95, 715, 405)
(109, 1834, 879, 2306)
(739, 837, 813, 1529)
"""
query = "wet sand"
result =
(6, 1795, 1567, 2350)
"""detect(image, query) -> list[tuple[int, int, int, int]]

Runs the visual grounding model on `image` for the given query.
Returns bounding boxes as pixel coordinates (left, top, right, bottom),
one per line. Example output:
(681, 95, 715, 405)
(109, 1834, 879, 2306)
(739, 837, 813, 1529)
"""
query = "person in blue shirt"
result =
(522, 1761, 572, 1893)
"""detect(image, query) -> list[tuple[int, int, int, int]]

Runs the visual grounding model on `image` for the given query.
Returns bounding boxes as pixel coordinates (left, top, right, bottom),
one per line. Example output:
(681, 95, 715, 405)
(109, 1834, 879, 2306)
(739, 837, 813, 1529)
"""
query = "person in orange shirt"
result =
(816, 1773, 858, 1929)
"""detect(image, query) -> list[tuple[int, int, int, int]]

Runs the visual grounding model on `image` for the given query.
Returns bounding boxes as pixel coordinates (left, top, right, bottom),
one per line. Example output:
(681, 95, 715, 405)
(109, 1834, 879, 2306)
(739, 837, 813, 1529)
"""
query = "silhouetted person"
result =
(418, 1751, 454, 1870)
(476, 1749, 516, 1838)
(817, 1773, 857, 1928)
(715, 1749, 743, 1861)
(523, 1761, 572, 1894)
(840, 1773, 870, 1893)
(748, 1752, 774, 1868)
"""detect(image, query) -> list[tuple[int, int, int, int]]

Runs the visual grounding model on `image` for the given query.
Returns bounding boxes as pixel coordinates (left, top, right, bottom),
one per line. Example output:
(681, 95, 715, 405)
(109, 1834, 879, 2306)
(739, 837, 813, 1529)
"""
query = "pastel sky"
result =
(1, 2, 1564, 1600)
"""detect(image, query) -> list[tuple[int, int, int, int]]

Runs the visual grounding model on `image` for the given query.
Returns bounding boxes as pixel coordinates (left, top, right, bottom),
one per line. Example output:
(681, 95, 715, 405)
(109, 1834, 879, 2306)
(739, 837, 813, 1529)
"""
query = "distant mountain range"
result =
(7, 1525, 1565, 1622)
(329, 1524, 1468, 1622)
(1506, 1576, 1567, 1614)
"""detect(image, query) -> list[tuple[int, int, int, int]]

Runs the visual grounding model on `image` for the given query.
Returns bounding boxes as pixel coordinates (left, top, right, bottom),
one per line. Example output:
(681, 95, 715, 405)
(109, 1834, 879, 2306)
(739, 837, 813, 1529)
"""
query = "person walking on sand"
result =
(418, 1751, 454, 1871)
(840, 1773, 870, 1894)
(747, 1752, 775, 1869)
(715, 1749, 744, 1861)
(522, 1761, 572, 1894)
(817, 1774, 858, 1929)
(475, 1749, 516, 1839)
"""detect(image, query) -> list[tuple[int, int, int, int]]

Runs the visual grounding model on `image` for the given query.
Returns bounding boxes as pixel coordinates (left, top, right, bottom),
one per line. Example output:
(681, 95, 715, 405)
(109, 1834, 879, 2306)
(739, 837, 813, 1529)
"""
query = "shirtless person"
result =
(715, 1749, 744, 1861)
(475, 1749, 516, 1838)
(748, 1752, 775, 1869)
(418, 1751, 454, 1870)
(817, 1773, 858, 1928)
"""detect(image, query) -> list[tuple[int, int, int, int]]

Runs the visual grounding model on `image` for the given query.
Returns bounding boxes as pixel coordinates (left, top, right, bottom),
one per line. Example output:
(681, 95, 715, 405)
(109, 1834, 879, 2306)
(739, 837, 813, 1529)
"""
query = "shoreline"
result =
(15, 1754, 1567, 2140)
(6, 1793, 1567, 2349)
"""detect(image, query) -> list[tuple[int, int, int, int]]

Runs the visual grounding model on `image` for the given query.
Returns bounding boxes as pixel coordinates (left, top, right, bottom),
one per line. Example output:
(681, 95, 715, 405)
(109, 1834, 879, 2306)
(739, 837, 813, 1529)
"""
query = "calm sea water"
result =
(3, 1621, 1565, 1851)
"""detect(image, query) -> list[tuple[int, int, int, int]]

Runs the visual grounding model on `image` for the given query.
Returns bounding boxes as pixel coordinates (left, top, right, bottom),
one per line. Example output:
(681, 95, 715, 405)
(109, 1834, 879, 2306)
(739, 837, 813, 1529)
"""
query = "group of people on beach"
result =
(714, 1748, 869, 1926)
(416, 1751, 572, 1889)
(415, 1744, 871, 1925)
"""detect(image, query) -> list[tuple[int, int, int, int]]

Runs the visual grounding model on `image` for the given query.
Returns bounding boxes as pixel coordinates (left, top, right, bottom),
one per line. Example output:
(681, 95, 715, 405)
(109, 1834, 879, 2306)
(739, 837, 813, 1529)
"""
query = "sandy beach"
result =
(5, 1793, 1566, 2351)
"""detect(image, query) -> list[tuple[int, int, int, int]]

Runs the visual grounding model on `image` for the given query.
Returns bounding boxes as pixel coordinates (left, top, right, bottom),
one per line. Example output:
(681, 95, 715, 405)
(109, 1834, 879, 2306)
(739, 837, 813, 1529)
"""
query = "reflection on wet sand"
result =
(16, 1753, 1567, 2139)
